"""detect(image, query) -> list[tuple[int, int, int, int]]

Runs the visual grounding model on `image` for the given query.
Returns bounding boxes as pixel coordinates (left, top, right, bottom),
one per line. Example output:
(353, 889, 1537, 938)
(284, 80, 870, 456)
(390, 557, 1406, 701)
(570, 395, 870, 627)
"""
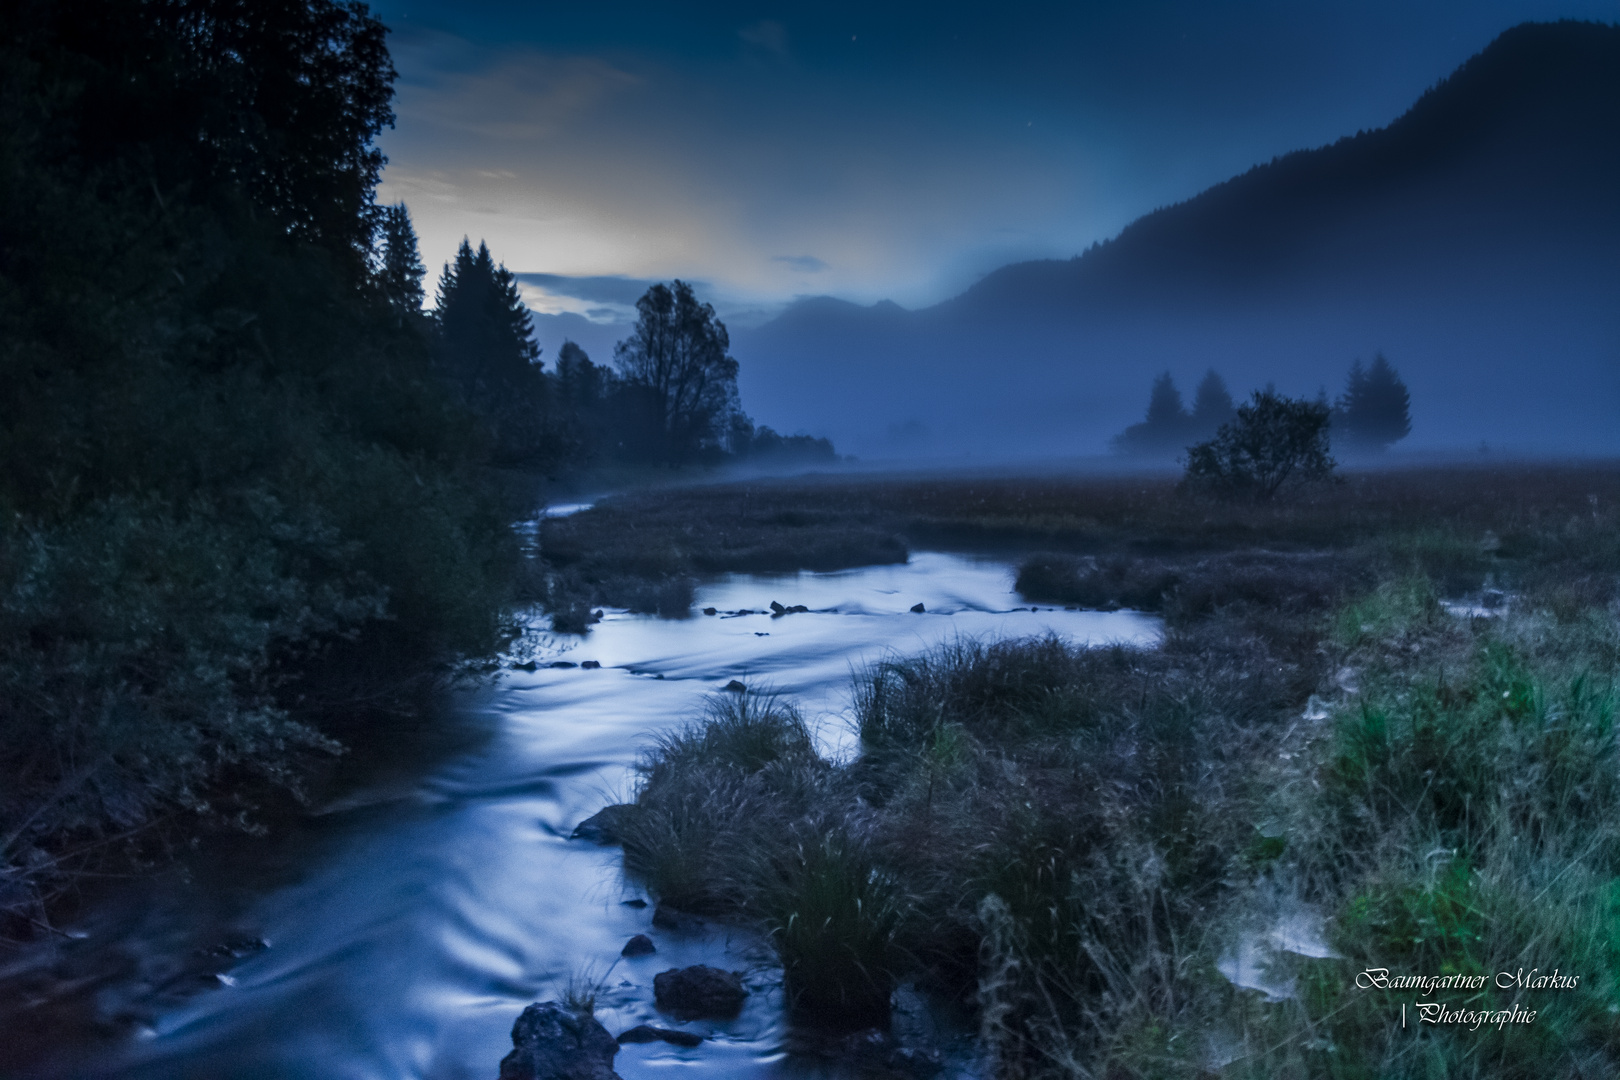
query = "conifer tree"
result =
(1112, 372, 1192, 457)
(375, 203, 426, 318)
(1190, 369, 1236, 440)
(1334, 353, 1412, 453)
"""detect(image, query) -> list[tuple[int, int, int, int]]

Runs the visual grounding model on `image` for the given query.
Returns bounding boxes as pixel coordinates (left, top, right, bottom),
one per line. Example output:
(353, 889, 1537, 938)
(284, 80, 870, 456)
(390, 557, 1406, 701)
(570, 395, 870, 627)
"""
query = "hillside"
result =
(735, 20, 1620, 460)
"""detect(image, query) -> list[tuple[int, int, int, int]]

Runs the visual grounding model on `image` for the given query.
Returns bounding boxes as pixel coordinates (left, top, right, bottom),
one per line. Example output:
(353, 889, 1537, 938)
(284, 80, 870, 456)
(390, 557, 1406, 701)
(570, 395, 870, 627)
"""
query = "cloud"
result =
(772, 255, 828, 272)
(515, 272, 667, 307)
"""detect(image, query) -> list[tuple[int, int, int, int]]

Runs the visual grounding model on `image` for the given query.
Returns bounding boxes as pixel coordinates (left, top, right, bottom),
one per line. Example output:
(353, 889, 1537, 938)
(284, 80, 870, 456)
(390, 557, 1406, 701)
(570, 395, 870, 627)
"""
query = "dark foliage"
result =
(1333, 353, 1412, 454)
(1183, 390, 1338, 499)
(613, 280, 742, 464)
(0, 0, 516, 931)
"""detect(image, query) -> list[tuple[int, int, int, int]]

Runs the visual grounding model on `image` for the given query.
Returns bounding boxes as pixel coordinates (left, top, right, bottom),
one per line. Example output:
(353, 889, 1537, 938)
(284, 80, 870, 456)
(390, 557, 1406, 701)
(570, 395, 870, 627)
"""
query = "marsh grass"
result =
(607, 464, 1620, 1076)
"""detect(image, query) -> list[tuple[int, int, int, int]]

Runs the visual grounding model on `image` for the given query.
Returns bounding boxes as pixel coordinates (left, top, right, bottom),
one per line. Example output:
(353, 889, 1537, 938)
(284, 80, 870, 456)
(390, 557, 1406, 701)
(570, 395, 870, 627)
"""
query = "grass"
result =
(604, 462, 1620, 1076)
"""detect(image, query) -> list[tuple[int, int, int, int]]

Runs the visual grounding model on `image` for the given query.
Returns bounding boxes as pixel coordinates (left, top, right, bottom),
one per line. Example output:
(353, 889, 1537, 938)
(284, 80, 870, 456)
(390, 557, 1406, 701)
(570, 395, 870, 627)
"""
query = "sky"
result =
(371, 0, 1620, 334)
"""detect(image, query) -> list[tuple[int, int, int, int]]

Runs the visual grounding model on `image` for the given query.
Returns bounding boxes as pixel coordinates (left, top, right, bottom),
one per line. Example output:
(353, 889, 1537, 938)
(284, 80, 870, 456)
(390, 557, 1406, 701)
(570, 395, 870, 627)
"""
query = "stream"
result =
(7, 552, 1159, 1080)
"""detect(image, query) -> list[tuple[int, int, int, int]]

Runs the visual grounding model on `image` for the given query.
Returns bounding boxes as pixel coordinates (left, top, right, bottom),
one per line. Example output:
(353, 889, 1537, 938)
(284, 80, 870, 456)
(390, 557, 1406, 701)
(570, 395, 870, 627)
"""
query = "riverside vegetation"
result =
(571, 465, 1620, 1078)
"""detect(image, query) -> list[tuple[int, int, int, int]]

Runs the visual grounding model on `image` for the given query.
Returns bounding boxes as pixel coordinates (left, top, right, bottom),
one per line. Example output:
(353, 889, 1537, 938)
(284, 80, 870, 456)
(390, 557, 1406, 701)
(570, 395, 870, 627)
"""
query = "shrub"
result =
(1182, 390, 1337, 500)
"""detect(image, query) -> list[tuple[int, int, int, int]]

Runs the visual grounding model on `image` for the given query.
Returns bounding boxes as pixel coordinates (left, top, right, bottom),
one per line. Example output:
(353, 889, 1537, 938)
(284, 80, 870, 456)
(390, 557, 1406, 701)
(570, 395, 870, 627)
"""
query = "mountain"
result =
(733, 21, 1620, 460)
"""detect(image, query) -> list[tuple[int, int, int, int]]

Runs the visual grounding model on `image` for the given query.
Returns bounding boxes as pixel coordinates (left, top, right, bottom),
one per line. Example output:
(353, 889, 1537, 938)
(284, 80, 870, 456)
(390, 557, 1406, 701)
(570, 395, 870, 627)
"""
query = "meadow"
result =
(567, 464, 1620, 1078)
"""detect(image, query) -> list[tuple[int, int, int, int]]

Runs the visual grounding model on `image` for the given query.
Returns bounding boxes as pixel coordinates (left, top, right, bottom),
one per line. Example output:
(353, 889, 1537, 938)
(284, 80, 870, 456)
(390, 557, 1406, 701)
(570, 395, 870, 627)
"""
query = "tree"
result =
(1189, 369, 1236, 441)
(1183, 390, 1337, 500)
(374, 202, 426, 320)
(613, 281, 741, 463)
(434, 238, 554, 464)
(1112, 372, 1191, 457)
(1334, 354, 1411, 454)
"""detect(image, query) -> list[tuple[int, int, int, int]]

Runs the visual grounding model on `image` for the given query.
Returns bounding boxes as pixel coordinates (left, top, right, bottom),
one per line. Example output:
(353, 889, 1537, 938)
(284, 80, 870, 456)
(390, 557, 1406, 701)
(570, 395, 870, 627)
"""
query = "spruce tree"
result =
(375, 203, 426, 318)
(1190, 369, 1236, 441)
(1112, 372, 1191, 457)
(1335, 353, 1412, 453)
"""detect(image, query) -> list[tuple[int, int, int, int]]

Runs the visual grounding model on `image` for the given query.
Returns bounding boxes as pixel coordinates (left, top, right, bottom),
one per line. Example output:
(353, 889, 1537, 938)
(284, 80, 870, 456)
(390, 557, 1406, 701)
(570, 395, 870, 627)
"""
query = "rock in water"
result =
(651, 905, 704, 933)
(571, 805, 635, 844)
(910, 603, 926, 613)
(621, 934, 656, 957)
(617, 1025, 704, 1047)
(653, 965, 748, 1019)
(498, 1002, 621, 1080)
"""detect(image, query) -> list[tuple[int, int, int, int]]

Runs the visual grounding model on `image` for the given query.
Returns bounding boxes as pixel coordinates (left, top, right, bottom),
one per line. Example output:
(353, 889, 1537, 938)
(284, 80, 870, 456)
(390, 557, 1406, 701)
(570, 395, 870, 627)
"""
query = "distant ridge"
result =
(737, 21, 1620, 460)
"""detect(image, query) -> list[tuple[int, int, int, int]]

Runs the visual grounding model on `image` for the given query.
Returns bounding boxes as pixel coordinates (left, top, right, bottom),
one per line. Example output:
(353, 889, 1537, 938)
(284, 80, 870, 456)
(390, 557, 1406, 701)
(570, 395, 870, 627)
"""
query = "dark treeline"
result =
(0, 0, 525, 932)
(420, 236, 837, 473)
(1113, 356, 1411, 460)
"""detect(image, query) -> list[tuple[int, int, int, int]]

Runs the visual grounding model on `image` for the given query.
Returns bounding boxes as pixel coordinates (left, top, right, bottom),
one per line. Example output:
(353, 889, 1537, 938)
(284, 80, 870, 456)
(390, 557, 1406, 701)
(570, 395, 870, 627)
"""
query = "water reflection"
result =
(58, 554, 1160, 1079)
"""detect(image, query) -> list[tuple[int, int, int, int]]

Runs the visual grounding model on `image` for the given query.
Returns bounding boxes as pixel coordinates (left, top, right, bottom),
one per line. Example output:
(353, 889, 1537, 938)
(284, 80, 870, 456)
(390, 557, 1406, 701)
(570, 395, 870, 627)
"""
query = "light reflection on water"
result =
(95, 553, 1158, 1080)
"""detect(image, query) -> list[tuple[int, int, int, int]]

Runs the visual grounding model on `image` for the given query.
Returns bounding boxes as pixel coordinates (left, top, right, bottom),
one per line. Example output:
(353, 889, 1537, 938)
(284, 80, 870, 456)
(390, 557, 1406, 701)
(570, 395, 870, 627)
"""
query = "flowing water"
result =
(8, 553, 1159, 1080)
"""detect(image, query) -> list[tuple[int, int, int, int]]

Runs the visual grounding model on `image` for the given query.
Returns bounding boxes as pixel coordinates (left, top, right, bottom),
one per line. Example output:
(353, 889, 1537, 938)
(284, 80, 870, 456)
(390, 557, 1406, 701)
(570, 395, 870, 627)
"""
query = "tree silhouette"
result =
(1183, 390, 1337, 500)
(374, 203, 426, 319)
(434, 238, 554, 464)
(613, 281, 740, 463)
(1334, 354, 1412, 454)
(1112, 372, 1192, 457)
(1189, 369, 1236, 441)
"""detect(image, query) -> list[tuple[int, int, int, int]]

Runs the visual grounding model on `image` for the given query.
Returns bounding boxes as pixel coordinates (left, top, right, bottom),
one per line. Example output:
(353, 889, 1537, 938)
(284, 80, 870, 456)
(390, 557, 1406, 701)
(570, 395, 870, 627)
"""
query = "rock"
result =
(702, 607, 718, 616)
(498, 1001, 621, 1080)
(910, 603, 925, 613)
(651, 905, 704, 933)
(724, 680, 747, 693)
(788, 605, 809, 614)
(653, 965, 748, 1019)
(591, 610, 605, 621)
(580, 660, 601, 670)
(513, 660, 539, 672)
(770, 601, 786, 614)
(621, 934, 656, 957)
(550, 661, 579, 669)
(735, 609, 754, 615)
(754, 632, 769, 637)
(616, 1025, 703, 1048)
(620, 898, 648, 908)
(571, 805, 635, 844)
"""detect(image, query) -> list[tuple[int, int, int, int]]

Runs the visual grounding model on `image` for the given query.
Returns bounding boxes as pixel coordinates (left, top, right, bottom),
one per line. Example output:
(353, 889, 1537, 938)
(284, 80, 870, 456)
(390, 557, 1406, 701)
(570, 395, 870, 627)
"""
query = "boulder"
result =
(909, 603, 925, 613)
(653, 965, 748, 1020)
(724, 680, 747, 693)
(571, 805, 636, 844)
(580, 660, 601, 670)
(770, 601, 786, 614)
(498, 1002, 621, 1080)
(550, 661, 579, 669)
(621, 934, 656, 957)
(702, 607, 718, 616)
(616, 1025, 703, 1048)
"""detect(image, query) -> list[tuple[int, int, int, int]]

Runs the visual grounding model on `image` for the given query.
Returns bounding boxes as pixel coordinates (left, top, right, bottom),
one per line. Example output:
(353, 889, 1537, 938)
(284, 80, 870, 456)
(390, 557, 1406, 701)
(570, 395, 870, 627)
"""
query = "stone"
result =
(653, 965, 748, 1020)
(910, 603, 926, 613)
(620, 898, 647, 908)
(724, 680, 746, 693)
(651, 905, 704, 933)
(498, 1002, 621, 1080)
(621, 934, 656, 957)
(770, 601, 786, 614)
(580, 660, 601, 670)
(702, 607, 718, 616)
(550, 661, 578, 669)
(616, 1025, 703, 1048)
(513, 660, 539, 672)
(571, 805, 635, 844)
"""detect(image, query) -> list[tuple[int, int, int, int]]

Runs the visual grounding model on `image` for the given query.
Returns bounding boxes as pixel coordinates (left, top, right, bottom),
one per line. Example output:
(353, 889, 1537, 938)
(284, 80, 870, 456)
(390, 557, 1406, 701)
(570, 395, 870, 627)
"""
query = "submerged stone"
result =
(910, 602, 926, 613)
(616, 1025, 703, 1047)
(621, 934, 656, 957)
(653, 965, 748, 1019)
(498, 1002, 620, 1080)
(571, 805, 635, 844)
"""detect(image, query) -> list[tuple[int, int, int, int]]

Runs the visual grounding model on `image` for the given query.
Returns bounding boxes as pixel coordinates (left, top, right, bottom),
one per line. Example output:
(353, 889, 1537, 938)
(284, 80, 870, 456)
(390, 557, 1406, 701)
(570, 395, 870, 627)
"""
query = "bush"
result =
(1183, 390, 1337, 500)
